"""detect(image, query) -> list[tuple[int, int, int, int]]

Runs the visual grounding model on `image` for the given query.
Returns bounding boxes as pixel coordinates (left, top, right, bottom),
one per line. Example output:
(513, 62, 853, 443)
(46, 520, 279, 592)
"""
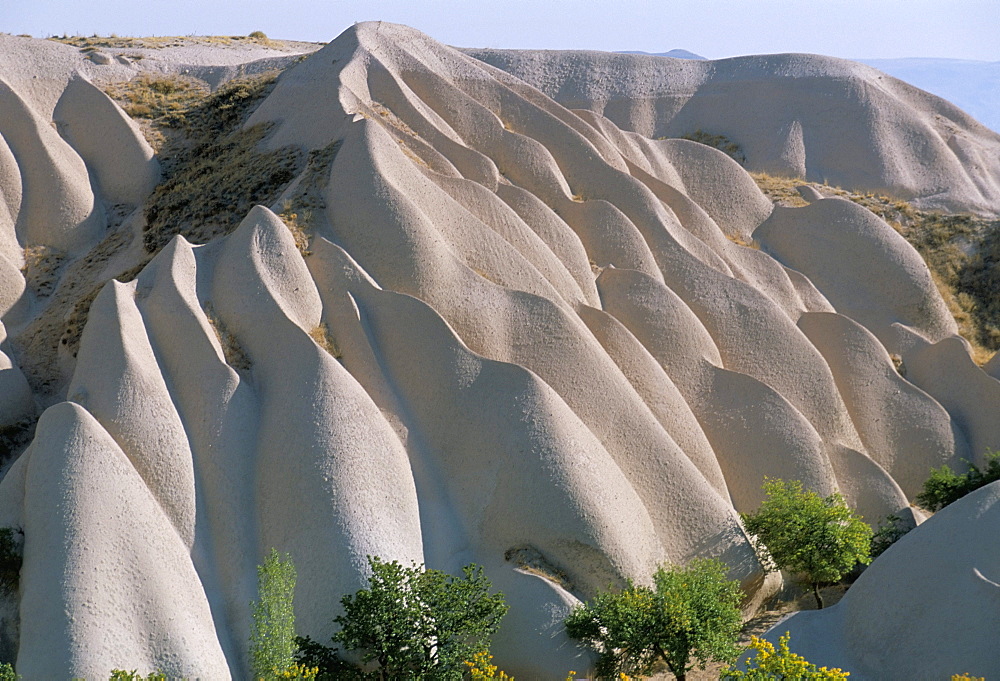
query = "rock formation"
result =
(0, 22, 995, 678)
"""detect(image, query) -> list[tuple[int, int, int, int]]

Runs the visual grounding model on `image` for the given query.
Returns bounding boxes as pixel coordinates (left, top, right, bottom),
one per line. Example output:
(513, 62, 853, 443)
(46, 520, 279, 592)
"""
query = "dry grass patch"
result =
(139, 71, 303, 253)
(277, 140, 342, 257)
(204, 305, 251, 370)
(278, 208, 312, 256)
(20, 246, 66, 298)
(104, 74, 209, 142)
(748, 172, 810, 207)
(725, 234, 760, 249)
(504, 546, 574, 592)
(678, 129, 746, 165)
(308, 323, 341, 359)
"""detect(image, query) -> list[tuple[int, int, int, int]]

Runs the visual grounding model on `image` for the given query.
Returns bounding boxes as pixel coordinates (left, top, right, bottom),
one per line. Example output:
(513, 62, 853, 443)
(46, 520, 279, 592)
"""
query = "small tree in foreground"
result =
(564, 558, 742, 681)
(251, 549, 310, 680)
(331, 556, 507, 680)
(721, 632, 850, 679)
(741, 479, 872, 609)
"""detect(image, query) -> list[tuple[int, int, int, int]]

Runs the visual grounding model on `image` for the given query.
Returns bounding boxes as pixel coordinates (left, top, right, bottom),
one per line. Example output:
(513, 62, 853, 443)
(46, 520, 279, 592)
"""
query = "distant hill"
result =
(857, 58, 1000, 133)
(617, 48, 706, 60)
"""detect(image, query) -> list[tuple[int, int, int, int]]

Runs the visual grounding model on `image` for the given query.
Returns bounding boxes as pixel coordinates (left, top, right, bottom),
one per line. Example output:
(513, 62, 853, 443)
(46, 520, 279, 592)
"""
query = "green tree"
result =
(720, 632, 849, 679)
(251, 549, 298, 680)
(332, 556, 507, 680)
(564, 558, 743, 681)
(741, 478, 872, 609)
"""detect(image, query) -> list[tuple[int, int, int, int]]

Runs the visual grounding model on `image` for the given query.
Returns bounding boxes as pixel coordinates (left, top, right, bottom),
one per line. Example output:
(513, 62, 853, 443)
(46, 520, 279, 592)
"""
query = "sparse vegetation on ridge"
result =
(676, 129, 746, 165)
(125, 71, 303, 253)
(47, 33, 295, 50)
(751, 172, 1000, 364)
(277, 140, 343, 258)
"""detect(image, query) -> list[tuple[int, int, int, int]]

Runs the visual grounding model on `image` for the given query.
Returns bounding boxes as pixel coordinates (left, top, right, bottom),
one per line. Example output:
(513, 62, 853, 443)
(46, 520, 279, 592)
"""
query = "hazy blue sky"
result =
(4, 0, 998, 61)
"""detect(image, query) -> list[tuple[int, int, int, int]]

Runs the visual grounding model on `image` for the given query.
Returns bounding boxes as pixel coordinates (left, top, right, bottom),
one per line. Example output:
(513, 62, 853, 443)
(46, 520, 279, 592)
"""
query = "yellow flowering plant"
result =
(465, 650, 514, 680)
(721, 632, 849, 679)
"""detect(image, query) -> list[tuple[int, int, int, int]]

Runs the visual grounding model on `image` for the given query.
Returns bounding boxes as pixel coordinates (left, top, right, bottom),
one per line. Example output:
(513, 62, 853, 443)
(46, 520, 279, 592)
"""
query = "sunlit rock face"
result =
(0, 23, 996, 678)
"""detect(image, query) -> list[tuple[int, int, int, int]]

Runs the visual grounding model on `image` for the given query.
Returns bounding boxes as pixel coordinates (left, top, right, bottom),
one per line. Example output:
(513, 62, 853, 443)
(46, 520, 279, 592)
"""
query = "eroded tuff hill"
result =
(0, 22, 997, 679)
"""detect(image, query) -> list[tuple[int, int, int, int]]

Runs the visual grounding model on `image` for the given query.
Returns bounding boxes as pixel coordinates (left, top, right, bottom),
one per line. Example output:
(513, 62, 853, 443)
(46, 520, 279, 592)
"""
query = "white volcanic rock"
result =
(0, 22, 997, 679)
(465, 48, 1000, 214)
(754, 197, 958, 349)
(53, 75, 160, 207)
(798, 312, 966, 498)
(16, 402, 230, 680)
(0, 78, 104, 253)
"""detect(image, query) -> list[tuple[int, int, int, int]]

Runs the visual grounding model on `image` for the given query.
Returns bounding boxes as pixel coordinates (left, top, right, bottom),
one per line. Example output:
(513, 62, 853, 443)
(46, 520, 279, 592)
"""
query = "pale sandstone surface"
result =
(0, 21, 996, 679)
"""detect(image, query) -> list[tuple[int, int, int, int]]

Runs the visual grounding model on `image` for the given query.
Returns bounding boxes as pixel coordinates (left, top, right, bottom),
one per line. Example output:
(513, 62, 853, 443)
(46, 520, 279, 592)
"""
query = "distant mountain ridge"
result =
(617, 48, 706, 60)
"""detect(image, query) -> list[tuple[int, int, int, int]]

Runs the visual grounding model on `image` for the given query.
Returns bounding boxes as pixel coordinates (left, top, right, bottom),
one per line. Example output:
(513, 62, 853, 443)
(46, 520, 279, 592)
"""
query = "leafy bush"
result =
(0, 662, 15, 680)
(564, 558, 742, 681)
(313, 556, 507, 680)
(721, 632, 849, 679)
(251, 549, 298, 680)
(294, 635, 361, 680)
(916, 450, 1000, 512)
(741, 479, 872, 608)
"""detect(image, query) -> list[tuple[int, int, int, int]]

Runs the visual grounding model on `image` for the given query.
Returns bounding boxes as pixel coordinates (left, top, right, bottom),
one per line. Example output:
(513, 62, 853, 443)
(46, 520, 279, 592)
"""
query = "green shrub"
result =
(250, 549, 298, 680)
(564, 558, 742, 681)
(916, 449, 1000, 512)
(0, 662, 16, 680)
(721, 632, 849, 679)
(741, 479, 872, 609)
(326, 556, 507, 680)
(293, 635, 361, 680)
